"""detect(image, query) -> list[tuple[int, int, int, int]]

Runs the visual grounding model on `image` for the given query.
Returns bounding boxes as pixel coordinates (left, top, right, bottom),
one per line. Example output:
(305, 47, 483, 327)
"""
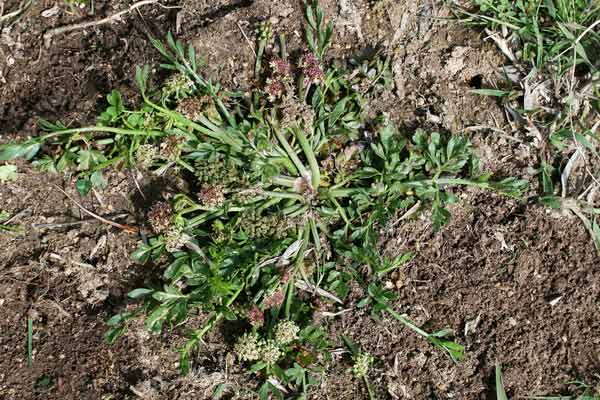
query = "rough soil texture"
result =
(0, 0, 598, 399)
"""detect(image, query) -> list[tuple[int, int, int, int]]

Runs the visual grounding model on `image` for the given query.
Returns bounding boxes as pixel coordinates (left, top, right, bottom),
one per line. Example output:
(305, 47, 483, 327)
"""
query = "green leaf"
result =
(496, 365, 509, 400)
(107, 90, 123, 108)
(341, 335, 359, 355)
(131, 243, 154, 263)
(128, 288, 154, 299)
(145, 305, 170, 331)
(539, 196, 562, 209)
(0, 142, 41, 161)
(75, 179, 92, 196)
(470, 89, 515, 97)
(106, 312, 134, 326)
(431, 203, 451, 229)
(152, 290, 186, 302)
(285, 363, 306, 386)
(105, 326, 126, 344)
(90, 170, 106, 188)
(136, 65, 150, 94)
(0, 164, 18, 182)
(328, 97, 350, 128)
(250, 361, 268, 373)
(212, 383, 227, 400)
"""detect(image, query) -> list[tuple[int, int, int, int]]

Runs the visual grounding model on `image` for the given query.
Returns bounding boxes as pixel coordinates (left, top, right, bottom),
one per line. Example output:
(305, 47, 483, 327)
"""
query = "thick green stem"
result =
(327, 187, 362, 198)
(40, 126, 163, 141)
(272, 125, 308, 178)
(294, 127, 320, 189)
(262, 190, 305, 202)
(271, 175, 298, 188)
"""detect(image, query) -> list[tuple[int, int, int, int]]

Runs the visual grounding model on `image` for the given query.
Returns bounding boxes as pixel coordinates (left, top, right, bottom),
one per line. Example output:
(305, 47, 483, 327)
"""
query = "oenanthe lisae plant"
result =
(0, 2, 527, 396)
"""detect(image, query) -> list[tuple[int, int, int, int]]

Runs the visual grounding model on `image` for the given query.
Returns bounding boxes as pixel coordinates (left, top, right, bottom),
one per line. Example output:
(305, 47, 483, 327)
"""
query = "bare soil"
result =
(1, 0, 598, 399)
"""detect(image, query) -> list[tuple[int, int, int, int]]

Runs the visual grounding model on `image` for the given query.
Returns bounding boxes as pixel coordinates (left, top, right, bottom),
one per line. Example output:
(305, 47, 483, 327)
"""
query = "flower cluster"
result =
(175, 97, 204, 121)
(164, 225, 191, 253)
(163, 73, 194, 100)
(234, 321, 300, 366)
(248, 306, 264, 327)
(352, 352, 373, 378)
(234, 332, 263, 362)
(274, 320, 299, 345)
(262, 289, 285, 309)
(147, 201, 173, 234)
(261, 340, 283, 365)
(135, 144, 158, 169)
(301, 52, 324, 86)
(265, 57, 294, 102)
(195, 158, 248, 187)
(234, 334, 283, 365)
(238, 210, 300, 240)
(159, 135, 185, 161)
(198, 184, 226, 207)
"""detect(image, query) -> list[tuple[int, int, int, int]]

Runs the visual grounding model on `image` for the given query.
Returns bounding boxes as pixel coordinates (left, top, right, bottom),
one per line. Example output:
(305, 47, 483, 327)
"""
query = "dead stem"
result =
(54, 185, 138, 234)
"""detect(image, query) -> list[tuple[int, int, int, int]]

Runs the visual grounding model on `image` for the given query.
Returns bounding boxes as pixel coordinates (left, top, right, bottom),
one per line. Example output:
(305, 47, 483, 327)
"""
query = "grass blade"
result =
(496, 364, 509, 400)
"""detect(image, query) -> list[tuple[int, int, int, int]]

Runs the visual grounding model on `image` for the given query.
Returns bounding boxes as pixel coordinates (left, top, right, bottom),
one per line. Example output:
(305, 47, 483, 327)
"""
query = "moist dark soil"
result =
(1, 0, 598, 399)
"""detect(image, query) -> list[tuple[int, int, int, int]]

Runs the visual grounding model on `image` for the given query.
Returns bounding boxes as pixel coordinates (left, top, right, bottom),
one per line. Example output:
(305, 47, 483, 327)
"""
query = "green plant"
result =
(342, 336, 376, 400)
(496, 364, 509, 400)
(233, 323, 328, 399)
(456, 0, 600, 252)
(1, 1, 526, 394)
(458, 0, 600, 72)
(356, 281, 465, 362)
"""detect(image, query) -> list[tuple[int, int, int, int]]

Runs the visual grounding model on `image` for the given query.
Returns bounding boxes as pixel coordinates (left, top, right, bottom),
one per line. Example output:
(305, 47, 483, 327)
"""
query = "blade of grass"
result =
(496, 364, 509, 400)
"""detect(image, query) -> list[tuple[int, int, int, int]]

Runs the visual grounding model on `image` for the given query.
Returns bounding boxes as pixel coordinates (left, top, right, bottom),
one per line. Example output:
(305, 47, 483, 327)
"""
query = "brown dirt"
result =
(1, 0, 598, 399)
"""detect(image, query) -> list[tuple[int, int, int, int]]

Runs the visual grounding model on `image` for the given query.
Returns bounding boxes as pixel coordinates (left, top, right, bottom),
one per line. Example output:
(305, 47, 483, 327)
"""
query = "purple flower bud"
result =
(301, 52, 324, 86)
(270, 58, 293, 77)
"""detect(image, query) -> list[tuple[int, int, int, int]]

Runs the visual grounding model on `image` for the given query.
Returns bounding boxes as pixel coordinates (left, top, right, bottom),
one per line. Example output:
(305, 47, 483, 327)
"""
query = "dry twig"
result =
(54, 185, 137, 233)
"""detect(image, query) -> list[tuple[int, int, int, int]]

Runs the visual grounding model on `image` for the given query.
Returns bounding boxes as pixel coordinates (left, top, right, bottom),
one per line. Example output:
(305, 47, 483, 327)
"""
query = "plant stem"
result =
(381, 304, 430, 338)
(263, 190, 305, 202)
(294, 127, 321, 189)
(27, 318, 33, 368)
(272, 125, 309, 178)
(364, 376, 375, 400)
(40, 126, 163, 141)
(272, 175, 298, 188)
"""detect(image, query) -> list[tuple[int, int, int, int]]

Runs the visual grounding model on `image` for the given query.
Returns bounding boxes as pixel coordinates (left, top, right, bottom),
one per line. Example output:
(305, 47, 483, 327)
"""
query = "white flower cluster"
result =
(352, 352, 374, 378)
(164, 226, 191, 253)
(135, 144, 158, 169)
(274, 320, 299, 345)
(234, 321, 300, 366)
